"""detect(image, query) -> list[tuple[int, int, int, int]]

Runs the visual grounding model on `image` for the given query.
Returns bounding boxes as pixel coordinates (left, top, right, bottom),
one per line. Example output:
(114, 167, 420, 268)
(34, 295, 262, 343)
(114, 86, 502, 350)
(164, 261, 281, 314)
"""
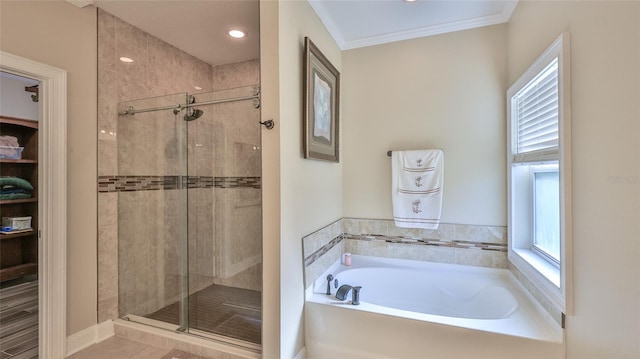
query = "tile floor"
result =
(146, 284, 261, 344)
(68, 336, 206, 359)
(0, 280, 39, 359)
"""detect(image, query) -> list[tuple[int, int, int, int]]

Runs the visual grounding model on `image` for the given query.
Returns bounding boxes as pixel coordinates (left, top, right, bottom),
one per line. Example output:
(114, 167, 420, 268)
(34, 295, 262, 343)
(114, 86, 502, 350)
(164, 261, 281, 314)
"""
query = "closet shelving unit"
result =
(0, 115, 38, 282)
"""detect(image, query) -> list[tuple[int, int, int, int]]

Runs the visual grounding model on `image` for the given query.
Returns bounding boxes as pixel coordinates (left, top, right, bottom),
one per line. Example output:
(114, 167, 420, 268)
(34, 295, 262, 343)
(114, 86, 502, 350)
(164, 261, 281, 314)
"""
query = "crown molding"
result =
(309, 0, 519, 51)
(308, 0, 346, 49)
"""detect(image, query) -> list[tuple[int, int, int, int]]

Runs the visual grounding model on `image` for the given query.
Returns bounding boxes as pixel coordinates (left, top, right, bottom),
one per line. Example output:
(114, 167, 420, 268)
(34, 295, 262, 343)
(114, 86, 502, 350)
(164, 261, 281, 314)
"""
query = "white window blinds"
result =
(512, 58, 559, 161)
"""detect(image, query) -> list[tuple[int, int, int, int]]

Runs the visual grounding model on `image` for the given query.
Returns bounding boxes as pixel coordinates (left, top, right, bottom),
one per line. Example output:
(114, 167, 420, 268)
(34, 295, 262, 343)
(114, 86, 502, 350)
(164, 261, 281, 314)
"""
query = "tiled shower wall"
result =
(302, 218, 507, 289)
(97, 9, 261, 322)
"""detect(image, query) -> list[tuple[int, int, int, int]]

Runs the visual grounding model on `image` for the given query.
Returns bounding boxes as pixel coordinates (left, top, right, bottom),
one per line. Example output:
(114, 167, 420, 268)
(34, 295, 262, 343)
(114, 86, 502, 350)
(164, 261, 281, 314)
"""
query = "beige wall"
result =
(342, 25, 508, 226)
(259, 1, 280, 358)
(0, 1, 98, 336)
(275, 1, 344, 358)
(508, 1, 640, 358)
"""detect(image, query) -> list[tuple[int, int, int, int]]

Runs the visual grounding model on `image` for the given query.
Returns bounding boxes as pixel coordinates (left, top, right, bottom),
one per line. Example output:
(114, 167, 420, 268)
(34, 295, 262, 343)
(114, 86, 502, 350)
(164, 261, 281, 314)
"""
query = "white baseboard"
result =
(65, 320, 115, 357)
(294, 347, 307, 359)
(96, 320, 115, 342)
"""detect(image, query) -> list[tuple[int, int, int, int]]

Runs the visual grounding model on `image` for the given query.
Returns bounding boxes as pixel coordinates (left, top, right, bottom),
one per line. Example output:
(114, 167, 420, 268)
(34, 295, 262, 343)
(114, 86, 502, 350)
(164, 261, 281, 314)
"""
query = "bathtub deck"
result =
(305, 255, 563, 359)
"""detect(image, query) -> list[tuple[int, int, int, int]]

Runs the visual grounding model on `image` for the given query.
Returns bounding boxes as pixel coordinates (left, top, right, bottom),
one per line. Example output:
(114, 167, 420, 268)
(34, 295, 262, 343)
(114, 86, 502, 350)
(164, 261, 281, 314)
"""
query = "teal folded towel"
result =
(1, 187, 31, 195)
(0, 193, 32, 200)
(0, 177, 33, 191)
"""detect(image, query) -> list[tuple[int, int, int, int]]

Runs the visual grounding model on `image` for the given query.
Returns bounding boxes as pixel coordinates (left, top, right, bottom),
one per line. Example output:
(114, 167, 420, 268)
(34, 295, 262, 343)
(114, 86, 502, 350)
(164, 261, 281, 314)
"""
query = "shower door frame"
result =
(115, 92, 191, 337)
(116, 88, 262, 352)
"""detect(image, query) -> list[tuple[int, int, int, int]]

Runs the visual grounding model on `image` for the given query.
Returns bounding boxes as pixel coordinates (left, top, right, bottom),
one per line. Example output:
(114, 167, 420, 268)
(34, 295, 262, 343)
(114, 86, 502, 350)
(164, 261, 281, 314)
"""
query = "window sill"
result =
(513, 248, 560, 287)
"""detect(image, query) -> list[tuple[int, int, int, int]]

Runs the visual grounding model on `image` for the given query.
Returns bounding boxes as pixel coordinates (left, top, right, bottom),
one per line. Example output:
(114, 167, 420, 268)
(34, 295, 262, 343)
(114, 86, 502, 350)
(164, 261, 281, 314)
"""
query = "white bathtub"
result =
(305, 255, 563, 359)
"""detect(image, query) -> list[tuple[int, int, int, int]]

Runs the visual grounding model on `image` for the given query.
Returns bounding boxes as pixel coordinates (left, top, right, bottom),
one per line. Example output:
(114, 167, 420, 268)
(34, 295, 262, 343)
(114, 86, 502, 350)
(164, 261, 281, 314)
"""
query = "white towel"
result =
(391, 149, 444, 229)
(0, 136, 19, 147)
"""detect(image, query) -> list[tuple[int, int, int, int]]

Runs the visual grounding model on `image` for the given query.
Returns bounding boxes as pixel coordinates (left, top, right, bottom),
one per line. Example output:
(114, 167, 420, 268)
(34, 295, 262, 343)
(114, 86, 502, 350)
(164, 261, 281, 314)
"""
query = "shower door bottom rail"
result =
(122, 314, 262, 354)
(188, 327, 261, 354)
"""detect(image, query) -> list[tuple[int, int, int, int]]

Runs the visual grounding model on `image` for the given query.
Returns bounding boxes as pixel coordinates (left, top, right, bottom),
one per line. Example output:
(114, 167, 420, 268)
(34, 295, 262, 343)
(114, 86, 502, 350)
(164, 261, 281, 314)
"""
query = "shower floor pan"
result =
(145, 284, 262, 345)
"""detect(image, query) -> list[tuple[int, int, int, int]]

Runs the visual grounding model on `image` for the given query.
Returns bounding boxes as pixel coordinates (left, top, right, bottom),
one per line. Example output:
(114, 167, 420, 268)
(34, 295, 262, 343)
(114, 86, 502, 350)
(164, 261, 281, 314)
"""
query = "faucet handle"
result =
(325, 274, 334, 295)
(351, 286, 362, 305)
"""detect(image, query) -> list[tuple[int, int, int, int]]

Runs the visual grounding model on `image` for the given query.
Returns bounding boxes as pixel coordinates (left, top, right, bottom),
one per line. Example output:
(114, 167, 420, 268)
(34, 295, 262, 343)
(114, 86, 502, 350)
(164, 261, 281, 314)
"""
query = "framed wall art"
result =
(303, 37, 340, 162)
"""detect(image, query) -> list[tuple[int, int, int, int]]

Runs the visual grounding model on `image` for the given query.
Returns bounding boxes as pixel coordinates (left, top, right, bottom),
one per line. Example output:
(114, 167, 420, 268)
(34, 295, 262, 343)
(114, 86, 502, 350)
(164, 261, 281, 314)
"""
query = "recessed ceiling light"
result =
(119, 57, 134, 63)
(228, 29, 246, 39)
(404, 0, 417, 2)
(194, 86, 203, 90)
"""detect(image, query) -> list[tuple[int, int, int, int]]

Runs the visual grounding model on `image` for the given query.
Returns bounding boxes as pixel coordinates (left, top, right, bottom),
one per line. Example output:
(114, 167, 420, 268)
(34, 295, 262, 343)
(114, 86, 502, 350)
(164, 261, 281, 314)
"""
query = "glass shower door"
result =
(184, 86, 263, 345)
(115, 86, 263, 349)
(116, 93, 190, 331)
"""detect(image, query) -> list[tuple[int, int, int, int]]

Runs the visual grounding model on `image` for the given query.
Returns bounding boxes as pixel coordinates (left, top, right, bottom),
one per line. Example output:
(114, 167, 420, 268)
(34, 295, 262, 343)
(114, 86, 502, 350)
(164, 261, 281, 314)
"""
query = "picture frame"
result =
(303, 37, 340, 162)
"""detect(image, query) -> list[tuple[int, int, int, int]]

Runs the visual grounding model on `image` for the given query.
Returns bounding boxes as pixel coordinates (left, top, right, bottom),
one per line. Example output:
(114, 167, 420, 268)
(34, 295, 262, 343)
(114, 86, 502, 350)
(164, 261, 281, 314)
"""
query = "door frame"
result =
(0, 51, 68, 357)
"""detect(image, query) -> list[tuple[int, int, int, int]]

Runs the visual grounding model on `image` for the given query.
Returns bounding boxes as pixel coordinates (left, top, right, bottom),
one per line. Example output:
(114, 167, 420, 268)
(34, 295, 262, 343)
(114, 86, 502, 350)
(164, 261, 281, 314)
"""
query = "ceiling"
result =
(84, 0, 517, 66)
(92, 0, 260, 66)
(310, 0, 519, 50)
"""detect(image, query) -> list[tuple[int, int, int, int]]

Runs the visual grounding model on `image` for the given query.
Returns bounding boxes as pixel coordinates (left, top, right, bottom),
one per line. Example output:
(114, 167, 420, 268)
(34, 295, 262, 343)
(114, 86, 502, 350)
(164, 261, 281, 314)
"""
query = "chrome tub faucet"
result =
(335, 284, 362, 305)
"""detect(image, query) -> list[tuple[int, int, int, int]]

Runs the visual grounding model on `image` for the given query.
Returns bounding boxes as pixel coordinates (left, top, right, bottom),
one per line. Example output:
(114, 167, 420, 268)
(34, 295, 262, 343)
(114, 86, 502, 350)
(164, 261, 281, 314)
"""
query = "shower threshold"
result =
(123, 314, 261, 353)
(137, 283, 262, 346)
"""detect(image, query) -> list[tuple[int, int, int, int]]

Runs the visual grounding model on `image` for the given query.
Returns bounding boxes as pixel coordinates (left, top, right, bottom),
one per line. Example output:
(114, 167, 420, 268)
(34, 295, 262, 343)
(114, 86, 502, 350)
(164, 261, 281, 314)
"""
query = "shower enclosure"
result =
(115, 86, 262, 348)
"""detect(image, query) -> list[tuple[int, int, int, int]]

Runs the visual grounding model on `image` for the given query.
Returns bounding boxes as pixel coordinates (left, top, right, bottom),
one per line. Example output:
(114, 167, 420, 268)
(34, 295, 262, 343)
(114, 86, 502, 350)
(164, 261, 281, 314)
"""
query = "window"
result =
(532, 167, 560, 263)
(507, 33, 572, 314)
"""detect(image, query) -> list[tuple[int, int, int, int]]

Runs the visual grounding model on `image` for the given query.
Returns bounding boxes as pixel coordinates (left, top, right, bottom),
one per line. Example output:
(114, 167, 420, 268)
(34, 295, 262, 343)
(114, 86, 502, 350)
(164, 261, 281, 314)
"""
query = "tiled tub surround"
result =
(302, 220, 345, 290)
(509, 262, 564, 326)
(303, 223, 564, 358)
(97, 8, 262, 322)
(302, 218, 565, 328)
(302, 218, 507, 288)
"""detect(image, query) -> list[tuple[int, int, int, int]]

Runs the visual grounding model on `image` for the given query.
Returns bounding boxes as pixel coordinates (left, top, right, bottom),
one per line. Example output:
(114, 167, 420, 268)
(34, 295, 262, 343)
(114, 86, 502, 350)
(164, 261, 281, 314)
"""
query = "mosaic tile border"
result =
(98, 175, 261, 192)
(345, 234, 508, 252)
(304, 235, 344, 267)
(303, 233, 507, 269)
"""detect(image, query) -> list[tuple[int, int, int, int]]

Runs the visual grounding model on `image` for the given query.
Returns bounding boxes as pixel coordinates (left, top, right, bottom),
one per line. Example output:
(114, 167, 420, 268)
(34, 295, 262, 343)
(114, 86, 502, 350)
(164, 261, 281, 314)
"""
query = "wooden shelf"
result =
(0, 198, 37, 205)
(0, 263, 37, 282)
(0, 116, 38, 129)
(1, 115, 38, 283)
(0, 230, 35, 240)
(0, 159, 37, 164)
